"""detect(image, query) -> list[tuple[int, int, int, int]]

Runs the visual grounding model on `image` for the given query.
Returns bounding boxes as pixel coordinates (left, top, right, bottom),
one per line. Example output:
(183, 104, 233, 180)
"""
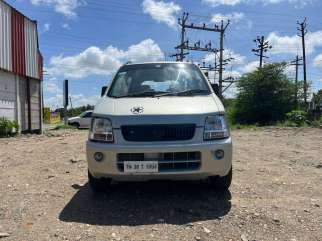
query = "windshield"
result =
(107, 63, 211, 98)
(79, 111, 92, 118)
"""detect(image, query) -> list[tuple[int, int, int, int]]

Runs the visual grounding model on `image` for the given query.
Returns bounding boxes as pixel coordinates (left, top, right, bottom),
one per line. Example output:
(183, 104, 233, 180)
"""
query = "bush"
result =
(286, 110, 308, 126)
(53, 123, 76, 130)
(232, 63, 296, 125)
(0, 118, 19, 137)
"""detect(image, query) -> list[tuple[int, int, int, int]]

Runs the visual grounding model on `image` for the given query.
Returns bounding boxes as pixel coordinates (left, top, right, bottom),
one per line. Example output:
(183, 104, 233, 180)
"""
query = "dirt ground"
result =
(0, 128, 321, 241)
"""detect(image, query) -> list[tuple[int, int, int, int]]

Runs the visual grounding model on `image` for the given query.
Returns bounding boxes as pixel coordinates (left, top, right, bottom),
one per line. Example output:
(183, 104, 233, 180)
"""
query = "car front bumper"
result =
(86, 137, 232, 181)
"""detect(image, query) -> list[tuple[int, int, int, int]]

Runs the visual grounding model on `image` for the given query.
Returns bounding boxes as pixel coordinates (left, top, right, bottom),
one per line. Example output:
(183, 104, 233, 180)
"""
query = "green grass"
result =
(229, 124, 258, 130)
(52, 123, 77, 130)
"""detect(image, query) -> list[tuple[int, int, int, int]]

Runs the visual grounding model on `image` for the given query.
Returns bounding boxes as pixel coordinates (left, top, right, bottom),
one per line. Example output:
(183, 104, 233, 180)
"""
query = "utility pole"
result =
(199, 61, 217, 83)
(177, 12, 189, 61)
(169, 52, 188, 61)
(297, 18, 308, 105)
(252, 36, 272, 68)
(290, 55, 303, 107)
(63, 79, 69, 126)
(218, 20, 230, 98)
(172, 14, 230, 98)
(176, 40, 218, 53)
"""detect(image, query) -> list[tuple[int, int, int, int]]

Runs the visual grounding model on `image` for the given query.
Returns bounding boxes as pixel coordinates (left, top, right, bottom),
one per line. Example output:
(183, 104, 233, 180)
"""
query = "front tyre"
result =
(88, 170, 111, 193)
(69, 122, 80, 129)
(209, 167, 232, 191)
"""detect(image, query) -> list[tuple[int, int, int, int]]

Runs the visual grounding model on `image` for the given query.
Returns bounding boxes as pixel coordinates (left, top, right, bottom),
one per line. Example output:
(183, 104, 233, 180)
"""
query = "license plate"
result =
(123, 161, 158, 173)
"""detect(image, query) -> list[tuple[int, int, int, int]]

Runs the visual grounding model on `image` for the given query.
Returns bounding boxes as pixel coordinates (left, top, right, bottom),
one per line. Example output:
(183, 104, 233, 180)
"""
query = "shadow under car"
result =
(59, 180, 232, 226)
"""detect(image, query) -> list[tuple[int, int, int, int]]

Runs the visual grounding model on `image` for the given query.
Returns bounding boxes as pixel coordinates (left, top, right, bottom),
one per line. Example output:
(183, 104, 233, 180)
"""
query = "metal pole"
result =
(259, 36, 264, 68)
(301, 26, 307, 105)
(295, 55, 299, 107)
(63, 79, 69, 125)
(218, 21, 224, 98)
(297, 18, 308, 106)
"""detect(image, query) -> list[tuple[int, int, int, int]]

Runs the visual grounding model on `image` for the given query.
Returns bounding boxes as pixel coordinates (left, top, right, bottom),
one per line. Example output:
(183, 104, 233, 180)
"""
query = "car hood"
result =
(94, 95, 223, 116)
(68, 116, 80, 121)
(93, 95, 224, 127)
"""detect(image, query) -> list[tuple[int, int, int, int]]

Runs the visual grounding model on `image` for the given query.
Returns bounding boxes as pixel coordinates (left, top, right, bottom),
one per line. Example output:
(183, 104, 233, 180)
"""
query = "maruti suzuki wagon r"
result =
(86, 62, 232, 192)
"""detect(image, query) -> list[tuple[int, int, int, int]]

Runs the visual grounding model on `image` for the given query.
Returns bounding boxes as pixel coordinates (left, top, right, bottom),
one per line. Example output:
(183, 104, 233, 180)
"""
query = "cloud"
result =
(202, 0, 314, 6)
(30, 0, 86, 18)
(211, 12, 253, 30)
(43, 23, 50, 32)
(46, 39, 164, 79)
(142, 0, 181, 28)
(202, 0, 243, 6)
(44, 93, 99, 109)
(204, 49, 246, 66)
(45, 82, 61, 94)
(240, 61, 260, 73)
(61, 23, 71, 30)
(211, 12, 245, 24)
(313, 53, 322, 68)
(284, 64, 296, 76)
(69, 94, 100, 107)
(222, 84, 237, 98)
(267, 32, 301, 55)
(267, 31, 322, 56)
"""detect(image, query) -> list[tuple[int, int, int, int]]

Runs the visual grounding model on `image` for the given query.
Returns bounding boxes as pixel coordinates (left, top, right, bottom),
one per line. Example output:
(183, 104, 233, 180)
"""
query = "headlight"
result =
(204, 115, 229, 140)
(89, 118, 114, 143)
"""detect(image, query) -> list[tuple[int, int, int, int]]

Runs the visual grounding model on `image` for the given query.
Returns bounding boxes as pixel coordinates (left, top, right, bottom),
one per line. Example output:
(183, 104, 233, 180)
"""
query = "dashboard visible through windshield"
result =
(107, 63, 211, 98)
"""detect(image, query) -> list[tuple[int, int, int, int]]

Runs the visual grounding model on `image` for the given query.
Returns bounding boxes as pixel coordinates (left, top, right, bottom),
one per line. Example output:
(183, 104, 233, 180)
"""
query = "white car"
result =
(86, 62, 232, 193)
(68, 111, 93, 129)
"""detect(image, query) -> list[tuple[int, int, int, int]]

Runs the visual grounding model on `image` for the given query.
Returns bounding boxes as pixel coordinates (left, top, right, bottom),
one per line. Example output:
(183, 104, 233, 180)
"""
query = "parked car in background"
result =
(86, 62, 232, 193)
(68, 110, 93, 129)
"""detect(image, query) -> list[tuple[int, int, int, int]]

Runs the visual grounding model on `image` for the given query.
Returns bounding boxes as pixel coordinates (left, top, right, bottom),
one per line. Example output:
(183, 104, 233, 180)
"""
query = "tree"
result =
(232, 63, 296, 125)
(55, 105, 94, 118)
(297, 80, 311, 108)
(312, 89, 322, 111)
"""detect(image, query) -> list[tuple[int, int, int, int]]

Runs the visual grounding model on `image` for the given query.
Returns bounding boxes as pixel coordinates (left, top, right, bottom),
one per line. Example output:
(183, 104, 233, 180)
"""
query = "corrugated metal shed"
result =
(0, 0, 12, 71)
(38, 52, 43, 80)
(0, 0, 42, 80)
(11, 8, 26, 77)
(0, 0, 43, 133)
(25, 18, 39, 79)
(0, 71, 15, 120)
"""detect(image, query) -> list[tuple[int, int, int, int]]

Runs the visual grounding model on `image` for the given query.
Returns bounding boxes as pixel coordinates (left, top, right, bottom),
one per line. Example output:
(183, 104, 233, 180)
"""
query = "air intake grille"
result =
(121, 124, 196, 142)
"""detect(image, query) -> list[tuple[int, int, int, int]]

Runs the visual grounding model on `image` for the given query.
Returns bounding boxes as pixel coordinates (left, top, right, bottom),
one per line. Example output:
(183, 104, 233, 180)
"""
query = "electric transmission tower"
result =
(171, 12, 231, 98)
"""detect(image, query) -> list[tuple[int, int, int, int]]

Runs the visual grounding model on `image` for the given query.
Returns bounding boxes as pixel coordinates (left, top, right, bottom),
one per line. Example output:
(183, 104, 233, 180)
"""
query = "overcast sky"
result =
(8, 0, 322, 108)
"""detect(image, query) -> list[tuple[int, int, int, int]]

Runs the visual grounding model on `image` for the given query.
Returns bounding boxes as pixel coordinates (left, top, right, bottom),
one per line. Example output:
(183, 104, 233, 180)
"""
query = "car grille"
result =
(121, 124, 196, 142)
(117, 152, 201, 172)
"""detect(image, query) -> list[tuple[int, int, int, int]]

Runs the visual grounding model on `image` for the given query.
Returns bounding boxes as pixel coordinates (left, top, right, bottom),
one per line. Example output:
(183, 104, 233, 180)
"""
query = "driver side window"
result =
(110, 73, 132, 96)
(83, 112, 92, 118)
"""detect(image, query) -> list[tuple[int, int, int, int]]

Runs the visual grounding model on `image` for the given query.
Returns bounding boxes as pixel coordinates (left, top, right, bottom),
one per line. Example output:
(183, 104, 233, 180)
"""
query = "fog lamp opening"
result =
(214, 150, 225, 160)
(94, 152, 104, 162)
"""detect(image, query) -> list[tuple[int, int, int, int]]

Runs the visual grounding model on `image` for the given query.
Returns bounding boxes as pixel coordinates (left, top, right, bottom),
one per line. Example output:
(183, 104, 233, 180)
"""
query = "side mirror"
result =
(101, 86, 108, 97)
(211, 84, 219, 96)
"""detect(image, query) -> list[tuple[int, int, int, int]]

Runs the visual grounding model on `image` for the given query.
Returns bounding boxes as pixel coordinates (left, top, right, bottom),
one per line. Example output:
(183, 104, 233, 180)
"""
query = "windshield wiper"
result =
(154, 89, 210, 97)
(111, 91, 168, 98)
